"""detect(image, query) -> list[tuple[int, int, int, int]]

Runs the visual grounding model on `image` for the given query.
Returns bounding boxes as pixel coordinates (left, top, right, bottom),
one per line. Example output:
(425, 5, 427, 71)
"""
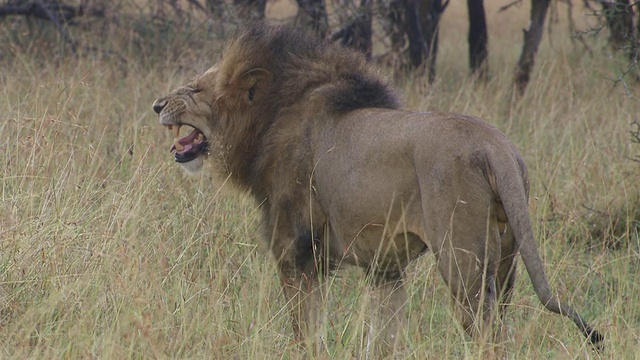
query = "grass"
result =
(1, 1, 639, 359)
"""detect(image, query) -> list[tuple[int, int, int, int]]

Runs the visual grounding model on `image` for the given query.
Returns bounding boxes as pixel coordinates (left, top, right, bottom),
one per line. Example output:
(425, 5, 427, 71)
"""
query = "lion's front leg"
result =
(363, 273, 407, 358)
(272, 230, 327, 352)
(278, 264, 324, 345)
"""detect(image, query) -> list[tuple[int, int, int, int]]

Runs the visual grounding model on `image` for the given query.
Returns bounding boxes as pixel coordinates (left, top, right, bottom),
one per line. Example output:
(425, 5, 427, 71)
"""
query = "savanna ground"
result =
(1, 0, 639, 358)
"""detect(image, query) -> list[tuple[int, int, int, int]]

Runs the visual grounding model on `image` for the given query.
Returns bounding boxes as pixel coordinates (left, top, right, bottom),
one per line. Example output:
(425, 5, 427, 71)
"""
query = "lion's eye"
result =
(191, 88, 203, 93)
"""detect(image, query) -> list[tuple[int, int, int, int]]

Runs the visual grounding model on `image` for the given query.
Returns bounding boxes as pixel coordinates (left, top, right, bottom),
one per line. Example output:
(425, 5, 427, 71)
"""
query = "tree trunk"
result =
(467, 0, 488, 79)
(637, 4, 640, 63)
(514, 0, 550, 96)
(205, 0, 225, 18)
(233, 0, 266, 22)
(331, 0, 372, 58)
(295, 0, 329, 38)
(601, 0, 634, 51)
(419, 0, 446, 83)
(386, 0, 406, 55)
(404, 0, 428, 69)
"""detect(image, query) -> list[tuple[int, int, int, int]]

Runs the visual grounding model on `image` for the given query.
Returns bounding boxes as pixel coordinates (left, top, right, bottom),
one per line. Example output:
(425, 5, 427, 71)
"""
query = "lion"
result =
(152, 23, 603, 354)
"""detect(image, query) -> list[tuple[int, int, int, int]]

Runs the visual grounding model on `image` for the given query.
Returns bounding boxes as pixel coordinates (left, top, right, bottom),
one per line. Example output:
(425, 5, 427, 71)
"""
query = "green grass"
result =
(1, 2, 639, 359)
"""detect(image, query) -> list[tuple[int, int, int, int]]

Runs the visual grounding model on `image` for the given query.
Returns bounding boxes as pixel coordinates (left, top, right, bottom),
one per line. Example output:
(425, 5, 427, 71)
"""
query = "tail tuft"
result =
(585, 327, 604, 350)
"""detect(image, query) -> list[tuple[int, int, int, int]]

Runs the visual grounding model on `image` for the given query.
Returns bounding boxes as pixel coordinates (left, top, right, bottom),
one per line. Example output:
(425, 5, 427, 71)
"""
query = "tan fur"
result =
(153, 23, 603, 354)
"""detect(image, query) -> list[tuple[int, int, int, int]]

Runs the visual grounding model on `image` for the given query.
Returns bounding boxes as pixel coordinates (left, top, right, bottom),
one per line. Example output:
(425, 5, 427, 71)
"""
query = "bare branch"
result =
(32, 0, 78, 53)
(499, 0, 523, 12)
(630, 119, 640, 162)
(631, 120, 640, 144)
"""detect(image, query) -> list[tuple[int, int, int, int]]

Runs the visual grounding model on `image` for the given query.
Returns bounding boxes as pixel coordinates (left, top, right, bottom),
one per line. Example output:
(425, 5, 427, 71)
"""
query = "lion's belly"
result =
(321, 190, 428, 271)
(326, 224, 428, 271)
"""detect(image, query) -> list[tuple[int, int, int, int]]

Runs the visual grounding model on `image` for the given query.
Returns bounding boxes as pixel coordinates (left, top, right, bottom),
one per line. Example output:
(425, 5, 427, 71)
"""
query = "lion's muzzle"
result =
(152, 98, 209, 164)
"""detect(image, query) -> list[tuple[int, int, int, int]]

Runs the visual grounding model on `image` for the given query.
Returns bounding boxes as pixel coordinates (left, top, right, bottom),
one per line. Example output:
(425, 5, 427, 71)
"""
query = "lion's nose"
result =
(152, 100, 167, 114)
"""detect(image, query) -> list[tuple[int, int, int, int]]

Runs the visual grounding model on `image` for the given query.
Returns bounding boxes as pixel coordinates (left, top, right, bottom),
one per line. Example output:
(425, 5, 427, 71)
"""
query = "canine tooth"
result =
(174, 139, 184, 151)
(173, 125, 184, 151)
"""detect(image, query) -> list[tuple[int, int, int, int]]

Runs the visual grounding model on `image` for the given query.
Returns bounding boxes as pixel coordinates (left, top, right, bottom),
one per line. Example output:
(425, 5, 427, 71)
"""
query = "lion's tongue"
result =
(170, 129, 204, 154)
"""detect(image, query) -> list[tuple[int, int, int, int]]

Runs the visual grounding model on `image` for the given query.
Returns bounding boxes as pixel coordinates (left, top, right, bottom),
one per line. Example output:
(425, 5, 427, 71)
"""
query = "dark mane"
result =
(213, 22, 402, 194)
(221, 22, 401, 113)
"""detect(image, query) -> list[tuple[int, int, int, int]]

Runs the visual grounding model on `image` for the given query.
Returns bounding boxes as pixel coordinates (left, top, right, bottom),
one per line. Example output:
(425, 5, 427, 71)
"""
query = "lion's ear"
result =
(236, 68, 271, 102)
(237, 68, 271, 90)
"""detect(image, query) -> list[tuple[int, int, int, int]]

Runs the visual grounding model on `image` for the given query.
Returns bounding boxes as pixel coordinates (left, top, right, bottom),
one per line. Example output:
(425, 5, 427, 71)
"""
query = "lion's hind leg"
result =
(437, 243, 502, 346)
(496, 221, 518, 326)
(425, 196, 506, 354)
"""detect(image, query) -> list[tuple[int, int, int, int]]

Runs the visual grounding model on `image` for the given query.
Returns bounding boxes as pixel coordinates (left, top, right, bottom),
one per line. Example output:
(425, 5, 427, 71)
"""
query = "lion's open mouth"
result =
(167, 125, 209, 163)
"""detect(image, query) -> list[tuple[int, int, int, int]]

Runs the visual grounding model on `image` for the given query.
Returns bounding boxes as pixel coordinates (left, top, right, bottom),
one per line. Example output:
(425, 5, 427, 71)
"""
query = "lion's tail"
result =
(491, 149, 604, 347)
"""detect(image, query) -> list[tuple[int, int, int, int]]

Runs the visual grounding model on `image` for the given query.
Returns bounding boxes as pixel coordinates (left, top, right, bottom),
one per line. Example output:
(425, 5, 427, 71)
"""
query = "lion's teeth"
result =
(174, 139, 184, 151)
(195, 133, 204, 144)
(172, 125, 183, 151)
(174, 125, 183, 151)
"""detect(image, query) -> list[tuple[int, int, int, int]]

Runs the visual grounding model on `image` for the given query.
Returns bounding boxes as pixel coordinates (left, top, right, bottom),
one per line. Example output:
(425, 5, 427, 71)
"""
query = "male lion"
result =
(152, 23, 603, 353)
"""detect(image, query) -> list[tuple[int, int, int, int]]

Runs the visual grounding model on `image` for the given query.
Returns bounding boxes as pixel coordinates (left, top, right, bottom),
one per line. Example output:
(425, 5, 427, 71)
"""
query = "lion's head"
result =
(152, 67, 214, 174)
(153, 23, 398, 179)
(151, 63, 272, 176)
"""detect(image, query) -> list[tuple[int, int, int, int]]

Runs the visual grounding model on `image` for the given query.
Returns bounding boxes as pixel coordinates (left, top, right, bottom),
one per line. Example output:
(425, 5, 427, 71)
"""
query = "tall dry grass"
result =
(1, 1, 639, 358)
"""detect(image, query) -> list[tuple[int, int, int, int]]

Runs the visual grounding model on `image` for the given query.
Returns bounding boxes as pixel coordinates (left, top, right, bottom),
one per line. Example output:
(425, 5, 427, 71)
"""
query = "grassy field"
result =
(1, 1, 639, 358)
